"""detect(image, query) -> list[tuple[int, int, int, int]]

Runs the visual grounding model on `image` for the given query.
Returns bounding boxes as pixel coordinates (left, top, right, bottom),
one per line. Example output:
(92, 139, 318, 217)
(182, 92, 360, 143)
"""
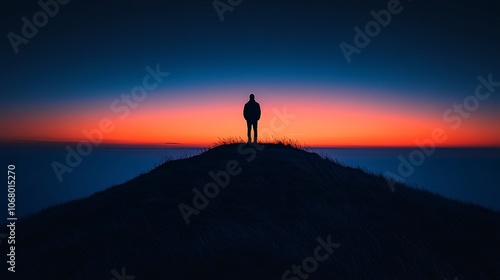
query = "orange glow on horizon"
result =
(2, 86, 499, 147)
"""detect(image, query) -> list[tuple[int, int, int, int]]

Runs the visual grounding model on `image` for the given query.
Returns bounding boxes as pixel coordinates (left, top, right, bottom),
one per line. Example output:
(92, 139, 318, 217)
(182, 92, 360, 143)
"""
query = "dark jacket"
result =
(243, 100, 261, 122)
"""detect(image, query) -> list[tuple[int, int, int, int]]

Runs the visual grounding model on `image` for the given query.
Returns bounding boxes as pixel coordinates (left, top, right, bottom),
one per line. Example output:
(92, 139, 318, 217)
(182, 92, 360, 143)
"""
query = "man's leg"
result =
(247, 121, 252, 143)
(253, 121, 258, 143)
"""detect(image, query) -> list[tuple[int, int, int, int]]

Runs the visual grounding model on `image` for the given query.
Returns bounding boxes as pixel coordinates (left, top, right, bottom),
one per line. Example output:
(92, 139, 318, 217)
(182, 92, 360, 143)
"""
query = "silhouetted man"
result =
(243, 94, 261, 143)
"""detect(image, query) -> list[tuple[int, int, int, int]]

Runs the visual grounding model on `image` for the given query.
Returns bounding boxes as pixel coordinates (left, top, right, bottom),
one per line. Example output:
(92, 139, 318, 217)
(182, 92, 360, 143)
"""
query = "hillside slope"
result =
(5, 143, 500, 279)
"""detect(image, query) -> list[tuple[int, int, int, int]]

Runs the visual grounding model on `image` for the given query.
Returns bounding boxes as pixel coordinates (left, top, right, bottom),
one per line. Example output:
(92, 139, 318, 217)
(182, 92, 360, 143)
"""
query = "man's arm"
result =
(257, 103, 261, 120)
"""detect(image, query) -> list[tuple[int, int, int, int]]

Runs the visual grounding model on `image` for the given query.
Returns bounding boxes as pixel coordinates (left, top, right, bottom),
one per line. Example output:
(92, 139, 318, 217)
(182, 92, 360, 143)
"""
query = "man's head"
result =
(249, 94, 255, 101)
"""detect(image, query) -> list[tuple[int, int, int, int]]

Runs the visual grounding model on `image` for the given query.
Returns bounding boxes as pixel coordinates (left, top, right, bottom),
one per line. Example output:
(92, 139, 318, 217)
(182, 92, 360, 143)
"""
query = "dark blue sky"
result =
(2, 0, 500, 101)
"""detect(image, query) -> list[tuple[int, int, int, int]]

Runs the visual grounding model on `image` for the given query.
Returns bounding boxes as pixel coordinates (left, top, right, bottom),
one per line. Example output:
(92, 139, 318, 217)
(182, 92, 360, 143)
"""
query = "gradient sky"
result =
(1, 0, 499, 147)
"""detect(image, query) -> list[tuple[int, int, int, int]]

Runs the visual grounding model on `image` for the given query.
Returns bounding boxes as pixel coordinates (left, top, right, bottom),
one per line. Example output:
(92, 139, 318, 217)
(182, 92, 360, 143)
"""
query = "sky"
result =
(1, 0, 500, 147)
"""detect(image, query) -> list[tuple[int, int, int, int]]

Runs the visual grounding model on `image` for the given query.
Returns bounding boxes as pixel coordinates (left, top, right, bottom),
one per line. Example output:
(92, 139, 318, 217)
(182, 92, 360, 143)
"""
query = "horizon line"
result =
(1, 140, 499, 149)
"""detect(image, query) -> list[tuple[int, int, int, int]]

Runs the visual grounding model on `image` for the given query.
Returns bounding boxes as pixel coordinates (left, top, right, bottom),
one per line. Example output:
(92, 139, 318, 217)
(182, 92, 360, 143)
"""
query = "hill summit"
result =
(7, 143, 500, 279)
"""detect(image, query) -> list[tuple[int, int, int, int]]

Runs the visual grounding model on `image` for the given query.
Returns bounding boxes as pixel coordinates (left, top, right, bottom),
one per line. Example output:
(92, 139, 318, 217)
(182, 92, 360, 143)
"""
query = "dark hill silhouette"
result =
(5, 143, 500, 279)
